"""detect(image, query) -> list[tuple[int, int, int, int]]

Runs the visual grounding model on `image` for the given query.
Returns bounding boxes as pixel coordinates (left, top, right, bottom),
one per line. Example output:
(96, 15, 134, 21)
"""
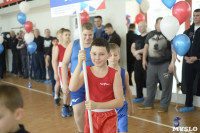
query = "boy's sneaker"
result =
(62, 106, 72, 117)
(62, 106, 68, 117)
(54, 98, 60, 106)
(69, 106, 73, 112)
(157, 107, 168, 113)
(68, 108, 72, 117)
(138, 105, 153, 110)
(133, 97, 144, 103)
(179, 106, 194, 113)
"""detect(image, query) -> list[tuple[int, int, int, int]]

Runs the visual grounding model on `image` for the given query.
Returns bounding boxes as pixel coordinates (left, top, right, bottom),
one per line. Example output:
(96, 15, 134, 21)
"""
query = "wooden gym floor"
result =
(0, 74, 200, 133)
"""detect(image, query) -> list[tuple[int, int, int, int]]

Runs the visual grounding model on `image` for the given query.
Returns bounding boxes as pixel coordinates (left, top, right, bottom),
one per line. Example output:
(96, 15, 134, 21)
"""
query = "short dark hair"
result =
(104, 23, 113, 29)
(61, 28, 70, 34)
(52, 37, 58, 42)
(109, 43, 120, 53)
(156, 17, 163, 24)
(94, 16, 102, 20)
(129, 23, 135, 30)
(91, 38, 110, 53)
(82, 22, 94, 31)
(194, 9, 200, 12)
(0, 85, 24, 112)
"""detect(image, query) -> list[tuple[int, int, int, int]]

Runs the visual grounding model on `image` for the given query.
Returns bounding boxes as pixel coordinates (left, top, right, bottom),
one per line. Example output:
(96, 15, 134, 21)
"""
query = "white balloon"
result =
(24, 33, 34, 44)
(19, 1, 30, 14)
(140, 0, 150, 13)
(160, 16, 180, 41)
(0, 36, 4, 44)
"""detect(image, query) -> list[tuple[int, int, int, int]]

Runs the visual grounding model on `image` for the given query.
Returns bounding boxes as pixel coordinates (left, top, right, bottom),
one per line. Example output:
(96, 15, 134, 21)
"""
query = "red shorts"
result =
(84, 109, 117, 133)
(58, 66, 71, 88)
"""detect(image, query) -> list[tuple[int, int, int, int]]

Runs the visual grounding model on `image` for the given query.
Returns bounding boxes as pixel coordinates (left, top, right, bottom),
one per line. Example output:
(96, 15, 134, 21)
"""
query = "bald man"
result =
(131, 21, 148, 103)
(32, 29, 45, 82)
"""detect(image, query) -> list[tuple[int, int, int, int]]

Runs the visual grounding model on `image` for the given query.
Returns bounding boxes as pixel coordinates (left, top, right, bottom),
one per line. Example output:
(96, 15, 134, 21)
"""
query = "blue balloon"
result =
(161, 0, 176, 9)
(0, 44, 4, 54)
(136, 0, 142, 4)
(190, 17, 193, 22)
(27, 42, 37, 54)
(134, 29, 140, 35)
(173, 34, 191, 56)
(17, 12, 26, 25)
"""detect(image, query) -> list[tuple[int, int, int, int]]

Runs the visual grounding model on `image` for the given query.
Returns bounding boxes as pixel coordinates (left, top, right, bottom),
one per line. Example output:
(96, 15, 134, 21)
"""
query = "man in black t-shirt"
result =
(131, 21, 147, 103)
(44, 29, 53, 80)
(10, 30, 21, 75)
(104, 23, 121, 47)
(17, 32, 28, 78)
(179, 9, 200, 113)
(138, 17, 175, 113)
(126, 23, 138, 85)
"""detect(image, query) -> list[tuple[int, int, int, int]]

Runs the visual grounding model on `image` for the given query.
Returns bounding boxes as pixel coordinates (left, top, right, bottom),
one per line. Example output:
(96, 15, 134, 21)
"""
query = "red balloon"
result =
(172, 1, 191, 25)
(80, 11, 89, 25)
(135, 13, 145, 24)
(24, 21, 33, 33)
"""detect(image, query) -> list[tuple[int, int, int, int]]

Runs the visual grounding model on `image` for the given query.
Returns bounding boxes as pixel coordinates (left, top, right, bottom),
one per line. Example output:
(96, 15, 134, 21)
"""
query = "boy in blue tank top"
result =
(108, 43, 134, 133)
(61, 22, 94, 133)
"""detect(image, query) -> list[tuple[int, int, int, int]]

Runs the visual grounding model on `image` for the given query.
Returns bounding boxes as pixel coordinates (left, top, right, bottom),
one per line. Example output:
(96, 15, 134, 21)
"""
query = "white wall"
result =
(125, 0, 140, 24)
(0, 0, 127, 69)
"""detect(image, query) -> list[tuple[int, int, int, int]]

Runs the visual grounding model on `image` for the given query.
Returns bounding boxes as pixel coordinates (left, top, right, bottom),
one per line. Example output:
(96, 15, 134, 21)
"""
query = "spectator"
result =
(131, 21, 148, 103)
(138, 17, 175, 113)
(126, 23, 138, 85)
(17, 32, 28, 79)
(10, 30, 22, 76)
(104, 23, 121, 46)
(44, 28, 53, 80)
(93, 15, 108, 39)
(32, 29, 46, 82)
(179, 9, 200, 112)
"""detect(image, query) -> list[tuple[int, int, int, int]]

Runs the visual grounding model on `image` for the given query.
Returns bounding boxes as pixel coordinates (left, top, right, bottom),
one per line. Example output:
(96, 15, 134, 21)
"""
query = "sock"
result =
(54, 94, 58, 99)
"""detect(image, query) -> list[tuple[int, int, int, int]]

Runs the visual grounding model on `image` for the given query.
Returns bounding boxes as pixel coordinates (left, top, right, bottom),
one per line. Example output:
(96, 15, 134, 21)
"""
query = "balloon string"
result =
(175, 87, 179, 112)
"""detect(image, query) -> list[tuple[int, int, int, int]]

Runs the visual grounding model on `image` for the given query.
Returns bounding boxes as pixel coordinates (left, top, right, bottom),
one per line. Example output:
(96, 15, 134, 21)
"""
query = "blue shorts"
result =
(70, 84, 85, 106)
(116, 101, 128, 132)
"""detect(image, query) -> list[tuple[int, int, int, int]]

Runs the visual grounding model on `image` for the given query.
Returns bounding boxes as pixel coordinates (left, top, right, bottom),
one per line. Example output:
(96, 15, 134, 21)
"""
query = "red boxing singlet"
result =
(86, 66, 117, 102)
(57, 44, 71, 87)
(58, 44, 66, 62)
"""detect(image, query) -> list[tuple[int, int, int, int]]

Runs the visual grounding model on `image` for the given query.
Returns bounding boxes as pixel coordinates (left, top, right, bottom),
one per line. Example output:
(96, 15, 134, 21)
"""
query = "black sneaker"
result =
(54, 98, 60, 106)
(69, 106, 73, 112)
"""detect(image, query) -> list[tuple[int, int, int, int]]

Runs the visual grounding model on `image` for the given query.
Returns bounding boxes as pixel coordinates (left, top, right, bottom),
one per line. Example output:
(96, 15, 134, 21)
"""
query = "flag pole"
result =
(76, 13, 93, 133)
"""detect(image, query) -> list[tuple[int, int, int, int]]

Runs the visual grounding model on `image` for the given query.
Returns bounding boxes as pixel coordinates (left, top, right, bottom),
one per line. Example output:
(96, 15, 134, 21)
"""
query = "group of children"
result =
(0, 22, 134, 133)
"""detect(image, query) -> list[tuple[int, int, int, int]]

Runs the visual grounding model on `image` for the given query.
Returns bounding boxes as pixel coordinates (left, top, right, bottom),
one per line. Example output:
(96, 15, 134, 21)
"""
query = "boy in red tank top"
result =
(69, 38, 124, 133)
(53, 29, 72, 117)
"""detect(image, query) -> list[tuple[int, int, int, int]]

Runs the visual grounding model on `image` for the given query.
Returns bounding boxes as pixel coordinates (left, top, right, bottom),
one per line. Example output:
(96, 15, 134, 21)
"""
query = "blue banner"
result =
(50, 0, 90, 8)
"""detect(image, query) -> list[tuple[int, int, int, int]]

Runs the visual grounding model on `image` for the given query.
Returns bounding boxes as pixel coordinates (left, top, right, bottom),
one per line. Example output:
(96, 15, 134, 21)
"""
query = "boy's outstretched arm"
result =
(69, 50, 85, 92)
(85, 71, 124, 110)
(125, 71, 134, 116)
(61, 42, 73, 94)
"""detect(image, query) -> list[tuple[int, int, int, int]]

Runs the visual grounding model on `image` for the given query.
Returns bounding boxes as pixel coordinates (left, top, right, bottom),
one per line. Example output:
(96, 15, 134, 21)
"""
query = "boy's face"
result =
(0, 105, 18, 133)
(52, 40, 58, 45)
(62, 31, 70, 43)
(90, 46, 110, 67)
(82, 30, 93, 45)
(108, 50, 120, 66)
